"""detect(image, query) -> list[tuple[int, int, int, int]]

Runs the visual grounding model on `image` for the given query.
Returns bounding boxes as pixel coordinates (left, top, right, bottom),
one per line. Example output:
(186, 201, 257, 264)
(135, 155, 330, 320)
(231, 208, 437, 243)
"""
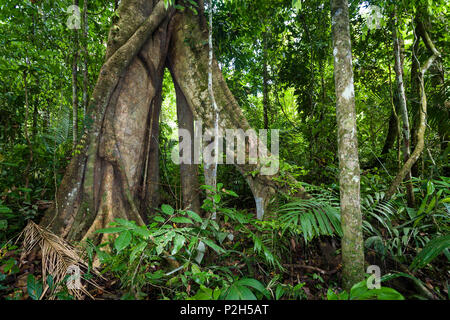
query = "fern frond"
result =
(277, 198, 342, 243)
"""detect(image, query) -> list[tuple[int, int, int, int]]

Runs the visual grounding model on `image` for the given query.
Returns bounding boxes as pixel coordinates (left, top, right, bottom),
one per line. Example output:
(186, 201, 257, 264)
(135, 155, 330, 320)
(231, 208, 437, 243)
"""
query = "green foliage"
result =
(327, 278, 405, 300)
(410, 234, 450, 271)
(27, 274, 43, 300)
(0, 0, 114, 242)
(220, 278, 270, 300)
(93, 185, 281, 299)
(26, 273, 74, 300)
(267, 274, 307, 300)
(0, 0, 448, 301)
(277, 198, 342, 243)
(363, 177, 449, 265)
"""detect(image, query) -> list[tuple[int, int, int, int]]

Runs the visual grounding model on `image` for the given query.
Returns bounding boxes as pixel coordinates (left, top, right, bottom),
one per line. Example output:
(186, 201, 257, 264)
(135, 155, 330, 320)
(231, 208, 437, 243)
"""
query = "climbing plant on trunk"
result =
(391, 12, 415, 207)
(386, 18, 441, 201)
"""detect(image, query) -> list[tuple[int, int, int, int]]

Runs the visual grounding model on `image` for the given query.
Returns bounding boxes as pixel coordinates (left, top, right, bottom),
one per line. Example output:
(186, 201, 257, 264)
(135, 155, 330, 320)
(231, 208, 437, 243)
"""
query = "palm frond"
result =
(277, 198, 342, 243)
(361, 193, 398, 237)
(410, 233, 450, 271)
(17, 221, 102, 300)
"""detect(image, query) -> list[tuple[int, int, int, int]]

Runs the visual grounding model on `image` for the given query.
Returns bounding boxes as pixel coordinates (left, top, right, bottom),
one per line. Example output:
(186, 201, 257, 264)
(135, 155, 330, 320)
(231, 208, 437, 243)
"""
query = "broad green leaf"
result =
(114, 231, 132, 252)
(202, 238, 225, 254)
(114, 218, 137, 229)
(213, 194, 221, 204)
(225, 284, 257, 300)
(186, 210, 202, 223)
(161, 204, 174, 215)
(27, 274, 43, 300)
(171, 234, 186, 255)
(426, 181, 435, 195)
(130, 241, 147, 263)
(153, 215, 165, 223)
(132, 226, 151, 239)
(171, 217, 194, 224)
(95, 227, 127, 234)
(236, 278, 269, 298)
(0, 205, 12, 214)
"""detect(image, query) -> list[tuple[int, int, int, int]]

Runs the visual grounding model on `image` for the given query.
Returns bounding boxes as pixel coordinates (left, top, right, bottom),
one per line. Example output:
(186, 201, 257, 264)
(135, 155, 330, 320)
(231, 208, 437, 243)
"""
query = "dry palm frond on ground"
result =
(17, 221, 104, 300)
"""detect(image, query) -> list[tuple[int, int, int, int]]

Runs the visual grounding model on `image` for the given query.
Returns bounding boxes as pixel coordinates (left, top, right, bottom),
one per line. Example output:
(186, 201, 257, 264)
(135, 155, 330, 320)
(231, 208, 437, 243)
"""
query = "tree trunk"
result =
(72, 0, 79, 149)
(410, 29, 420, 178)
(23, 71, 33, 192)
(382, 51, 400, 160)
(32, 99, 38, 141)
(262, 33, 270, 130)
(331, 0, 364, 291)
(40, 0, 171, 242)
(392, 16, 415, 207)
(386, 19, 441, 201)
(167, 9, 308, 216)
(172, 75, 201, 214)
(40, 0, 307, 242)
(203, 0, 219, 220)
(82, 0, 89, 126)
(381, 98, 399, 156)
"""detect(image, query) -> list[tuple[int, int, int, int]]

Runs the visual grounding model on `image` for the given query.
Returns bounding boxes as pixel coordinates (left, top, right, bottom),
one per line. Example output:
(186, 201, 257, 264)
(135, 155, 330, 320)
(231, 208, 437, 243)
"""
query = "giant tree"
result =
(39, 0, 307, 243)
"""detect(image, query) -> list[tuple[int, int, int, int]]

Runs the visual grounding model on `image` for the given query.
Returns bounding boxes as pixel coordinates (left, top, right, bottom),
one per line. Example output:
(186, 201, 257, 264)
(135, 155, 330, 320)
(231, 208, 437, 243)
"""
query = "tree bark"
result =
(204, 0, 219, 220)
(23, 71, 33, 191)
(331, 0, 364, 291)
(381, 110, 398, 155)
(72, 0, 79, 149)
(410, 28, 420, 178)
(141, 83, 162, 220)
(40, 0, 308, 242)
(172, 75, 201, 214)
(392, 16, 415, 207)
(167, 9, 308, 217)
(40, 0, 171, 242)
(262, 33, 270, 130)
(386, 19, 441, 201)
(382, 50, 400, 159)
(82, 0, 89, 126)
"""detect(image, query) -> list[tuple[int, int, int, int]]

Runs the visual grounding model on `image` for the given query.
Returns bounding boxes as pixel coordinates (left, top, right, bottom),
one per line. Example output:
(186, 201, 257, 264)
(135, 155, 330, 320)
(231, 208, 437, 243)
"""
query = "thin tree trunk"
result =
(43, 98, 50, 134)
(72, 0, 79, 149)
(386, 19, 441, 201)
(32, 100, 38, 141)
(82, 0, 89, 125)
(262, 33, 269, 130)
(392, 15, 415, 207)
(299, 14, 315, 113)
(23, 70, 33, 191)
(382, 48, 400, 159)
(32, 77, 39, 141)
(204, 0, 219, 220)
(331, 0, 364, 291)
(410, 29, 420, 178)
(381, 110, 398, 156)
